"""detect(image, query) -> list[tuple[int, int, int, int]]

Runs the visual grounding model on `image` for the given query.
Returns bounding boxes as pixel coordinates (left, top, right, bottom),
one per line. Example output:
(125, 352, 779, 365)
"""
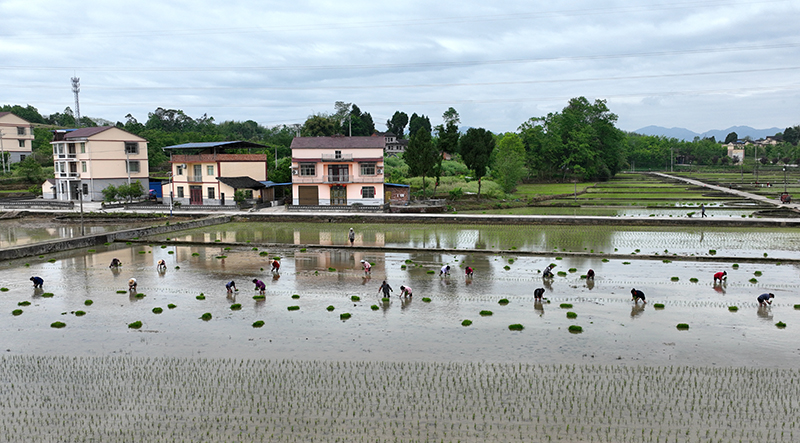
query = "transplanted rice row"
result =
(0, 356, 797, 442)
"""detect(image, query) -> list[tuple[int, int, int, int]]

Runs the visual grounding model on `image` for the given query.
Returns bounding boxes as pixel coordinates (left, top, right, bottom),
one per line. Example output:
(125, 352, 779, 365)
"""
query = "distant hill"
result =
(633, 125, 782, 141)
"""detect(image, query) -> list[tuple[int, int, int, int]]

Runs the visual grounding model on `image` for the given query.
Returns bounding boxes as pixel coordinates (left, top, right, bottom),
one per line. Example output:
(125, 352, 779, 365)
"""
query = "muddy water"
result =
(165, 222, 800, 259)
(0, 218, 166, 248)
(2, 242, 798, 367)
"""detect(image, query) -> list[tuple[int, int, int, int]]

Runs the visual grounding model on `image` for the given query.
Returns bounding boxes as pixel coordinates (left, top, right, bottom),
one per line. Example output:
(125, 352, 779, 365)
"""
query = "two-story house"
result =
(45, 126, 148, 201)
(0, 112, 34, 164)
(291, 136, 385, 206)
(161, 141, 270, 206)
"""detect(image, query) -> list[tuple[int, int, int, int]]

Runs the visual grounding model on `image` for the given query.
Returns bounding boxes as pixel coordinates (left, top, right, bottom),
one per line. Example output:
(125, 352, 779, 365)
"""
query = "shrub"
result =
(508, 324, 524, 331)
(566, 311, 577, 319)
(128, 321, 142, 329)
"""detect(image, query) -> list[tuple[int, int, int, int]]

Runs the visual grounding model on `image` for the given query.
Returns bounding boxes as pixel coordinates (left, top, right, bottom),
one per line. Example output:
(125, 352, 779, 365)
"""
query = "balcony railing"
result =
(187, 175, 203, 182)
(321, 154, 353, 161)
(56, 154, 77, 159)
(292, 174, 384, 184)
(56, 172, 80, 178)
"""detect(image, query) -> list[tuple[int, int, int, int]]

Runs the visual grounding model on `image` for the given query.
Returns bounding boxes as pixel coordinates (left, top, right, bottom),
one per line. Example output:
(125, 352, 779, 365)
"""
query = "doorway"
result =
(189, 186, 203, 205)
(330, 185, 347, 205)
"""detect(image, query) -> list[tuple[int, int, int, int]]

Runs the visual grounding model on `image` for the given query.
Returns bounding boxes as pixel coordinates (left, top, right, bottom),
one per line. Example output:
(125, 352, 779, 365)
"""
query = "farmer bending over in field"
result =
(157, 259, 167, 271)
(109, 258, 122, 268)
(270, 260, 280, 274)
(440, 265, 450, 276)
(465, 266, 474, 278)
(713, 271, 727, 284)
(128, 278, 137, 292)
(399, 285, 413, 298)
(226, 281, 237, 294)
(252, 279, 266, 295)
(360, 260, 371, 275)
(631, 288, 646, 304)
(757, 293, 774, 306)
(543, 264, 555, 278)
(533, 288, 545, 301)
(30, 276, 44, 288)
(587, 269, 595, 280)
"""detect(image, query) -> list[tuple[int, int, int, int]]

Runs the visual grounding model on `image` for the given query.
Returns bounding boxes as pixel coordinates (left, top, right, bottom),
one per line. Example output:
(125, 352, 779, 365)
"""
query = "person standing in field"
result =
(349, 228, 355, 246)
(713, 271, 727, 284)
(378, 280, 393, 298)
(701, 204, 707, 217)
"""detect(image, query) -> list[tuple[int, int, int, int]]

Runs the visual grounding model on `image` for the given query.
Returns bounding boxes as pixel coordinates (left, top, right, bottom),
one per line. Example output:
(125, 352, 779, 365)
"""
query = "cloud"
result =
(1, 0, 798, 132)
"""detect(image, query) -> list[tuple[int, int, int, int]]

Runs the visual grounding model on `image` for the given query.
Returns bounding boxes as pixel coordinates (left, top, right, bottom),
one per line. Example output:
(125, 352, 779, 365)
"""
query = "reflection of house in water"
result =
(293, 229, 385, 246)
(294, 250, 378, 274)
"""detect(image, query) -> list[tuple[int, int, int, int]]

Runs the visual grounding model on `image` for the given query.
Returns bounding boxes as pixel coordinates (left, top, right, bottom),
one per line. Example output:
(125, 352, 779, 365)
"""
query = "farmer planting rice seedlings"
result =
(2, 215, 800, 442)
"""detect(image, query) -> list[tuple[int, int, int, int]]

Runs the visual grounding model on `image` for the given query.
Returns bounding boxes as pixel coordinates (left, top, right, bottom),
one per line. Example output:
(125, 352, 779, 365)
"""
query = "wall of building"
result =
(0, 114, 34, 164)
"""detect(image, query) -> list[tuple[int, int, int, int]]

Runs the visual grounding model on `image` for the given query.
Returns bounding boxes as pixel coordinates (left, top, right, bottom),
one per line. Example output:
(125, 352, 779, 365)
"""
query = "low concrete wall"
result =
(232, 213, 800, 228)
(0, 215, 231, 261)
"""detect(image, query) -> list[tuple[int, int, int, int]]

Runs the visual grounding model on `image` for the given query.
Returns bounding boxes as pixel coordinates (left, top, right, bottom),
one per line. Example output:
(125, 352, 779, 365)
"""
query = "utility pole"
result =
(0, 130, 6, 174)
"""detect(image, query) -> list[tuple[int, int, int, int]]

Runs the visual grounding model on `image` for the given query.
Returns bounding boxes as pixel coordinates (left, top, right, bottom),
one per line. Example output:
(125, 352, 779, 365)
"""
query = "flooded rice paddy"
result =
(0, 217, 171, 248)
(166, 221, 800, 260)
(2, 221, 800, 442)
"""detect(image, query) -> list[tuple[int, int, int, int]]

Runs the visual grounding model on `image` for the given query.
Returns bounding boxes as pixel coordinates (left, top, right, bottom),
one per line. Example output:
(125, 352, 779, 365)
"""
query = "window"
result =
(177, 187, 185, 198)
(17, 127, 25, 136)
(126, 160, 140, 173)
(300, 163, 316, 176)
(207, 187, 215, 199)
(176, 165, 184, 176)
(124, 142, 138, 155)
(80, 143, 85, 153)
(82, 184, 89, 195)
(207, 165, 214, 176)
(244, 190, 253, 199)
(18, 140, 25, 148)
(361, 186, 375, 199)
(334, 150, 342, 160)
(360, 162, 376, 176)
(19, 155, 26, 161)
(81, 161, 87, 173)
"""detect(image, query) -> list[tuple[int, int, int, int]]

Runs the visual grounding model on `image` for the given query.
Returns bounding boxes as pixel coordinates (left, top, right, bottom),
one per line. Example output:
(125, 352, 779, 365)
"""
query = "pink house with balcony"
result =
(290, 136, 385, 206)
(0, 112, 35, 164)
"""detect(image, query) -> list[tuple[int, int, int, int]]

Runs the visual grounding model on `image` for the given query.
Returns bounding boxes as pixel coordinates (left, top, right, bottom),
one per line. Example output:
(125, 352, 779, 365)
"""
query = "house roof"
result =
(218, 176, 266, 189)
(0, 112, 9, 118)
(259, 181, 292, 188)
(63, 126, 115, 139)
(291, 136, 386, 149)
(163, 141, 270, 150)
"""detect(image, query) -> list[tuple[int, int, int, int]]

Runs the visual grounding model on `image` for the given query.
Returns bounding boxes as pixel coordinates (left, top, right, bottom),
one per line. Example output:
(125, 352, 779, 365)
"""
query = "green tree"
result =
(101, 184, 119, 203)
(724, 131, 738, 144)
(404, 127, 438, 199)
(386, 111, 409, 138)
(436, 107, 460, 155)
(492, 133, 526, 193)
(269, 157, 292, 183)
(0, 104, 45, 123)
(302, 114, 336, 137)
(408, 113, 431, 138)
(460, 127, 495, 198)
(15, 156, 44, 183)
(784, 125, 800, 145)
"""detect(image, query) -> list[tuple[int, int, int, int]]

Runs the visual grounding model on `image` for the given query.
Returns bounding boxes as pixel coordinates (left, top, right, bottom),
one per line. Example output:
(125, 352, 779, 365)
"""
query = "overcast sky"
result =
(2, 0, 798, 134)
